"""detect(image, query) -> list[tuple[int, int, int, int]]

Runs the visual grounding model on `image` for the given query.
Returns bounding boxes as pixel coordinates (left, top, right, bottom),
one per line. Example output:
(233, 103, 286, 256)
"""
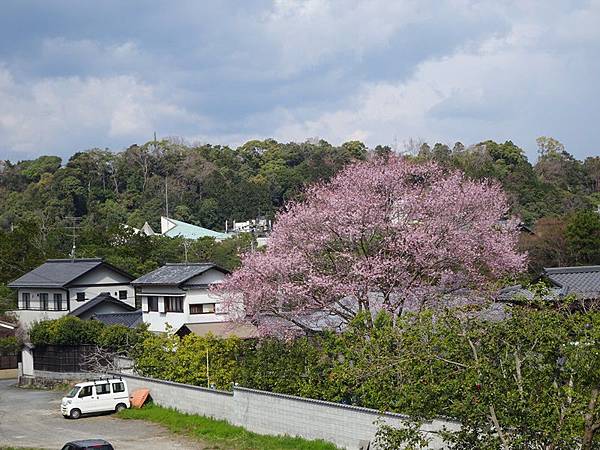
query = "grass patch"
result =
(118, 403, 339, 450)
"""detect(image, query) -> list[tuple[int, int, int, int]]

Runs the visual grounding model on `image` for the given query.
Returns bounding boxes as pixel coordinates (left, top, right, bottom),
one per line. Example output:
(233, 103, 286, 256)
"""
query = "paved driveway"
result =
(0, 379, 205, 449)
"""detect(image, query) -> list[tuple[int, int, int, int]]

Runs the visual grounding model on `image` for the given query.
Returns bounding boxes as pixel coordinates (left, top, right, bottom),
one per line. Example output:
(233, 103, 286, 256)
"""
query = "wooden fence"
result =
(33, 345, 96, 373)
(0, 354, 18, 369)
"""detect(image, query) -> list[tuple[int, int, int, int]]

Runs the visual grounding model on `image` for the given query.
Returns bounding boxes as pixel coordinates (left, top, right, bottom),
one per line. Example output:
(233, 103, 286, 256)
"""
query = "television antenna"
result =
(65, 216, 82, 260)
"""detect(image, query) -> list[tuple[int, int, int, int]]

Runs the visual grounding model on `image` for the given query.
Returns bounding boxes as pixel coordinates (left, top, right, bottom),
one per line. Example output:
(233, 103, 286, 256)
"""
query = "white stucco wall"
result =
(139, 284, 228, 333)
(13, 264, 135, 328)
(186, 269, 226, 285)
(13, 309, 68, 328)
(73, 266, 131, 284)
(68, 284, 134, 307)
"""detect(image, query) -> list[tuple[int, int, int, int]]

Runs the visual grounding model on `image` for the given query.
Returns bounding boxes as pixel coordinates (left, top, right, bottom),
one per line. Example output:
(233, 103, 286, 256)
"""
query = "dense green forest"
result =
(0, 136, 599, 312)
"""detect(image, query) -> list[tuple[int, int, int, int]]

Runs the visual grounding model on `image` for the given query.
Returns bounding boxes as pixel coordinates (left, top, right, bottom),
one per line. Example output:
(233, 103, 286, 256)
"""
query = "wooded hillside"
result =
(0, 136, 599, 306)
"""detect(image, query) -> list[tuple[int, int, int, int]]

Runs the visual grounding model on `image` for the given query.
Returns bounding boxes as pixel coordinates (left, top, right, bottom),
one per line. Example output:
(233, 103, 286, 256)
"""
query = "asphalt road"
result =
(0, 379, 205, 449)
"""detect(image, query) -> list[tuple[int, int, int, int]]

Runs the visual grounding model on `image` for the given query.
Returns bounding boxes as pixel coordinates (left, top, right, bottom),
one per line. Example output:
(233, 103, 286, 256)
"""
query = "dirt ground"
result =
(0, 379, 207, 449)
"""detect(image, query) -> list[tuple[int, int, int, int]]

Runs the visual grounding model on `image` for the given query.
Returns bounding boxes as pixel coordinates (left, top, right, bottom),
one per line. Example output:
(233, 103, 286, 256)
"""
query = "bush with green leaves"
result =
(29, 316, 150, 353)
(131, 303, 600, 448)
(29, 316, 104, 346)
(0, 336, 20, 354)
(134, 331, 245, 390)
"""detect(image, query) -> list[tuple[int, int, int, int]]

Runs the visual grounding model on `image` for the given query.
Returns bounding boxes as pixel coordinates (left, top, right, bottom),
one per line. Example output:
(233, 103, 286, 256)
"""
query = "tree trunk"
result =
(581, 387, 599, 450)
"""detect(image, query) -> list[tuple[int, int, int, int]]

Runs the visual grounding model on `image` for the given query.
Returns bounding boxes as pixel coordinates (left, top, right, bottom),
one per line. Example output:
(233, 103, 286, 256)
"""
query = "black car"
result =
(61, 439, 114, 450)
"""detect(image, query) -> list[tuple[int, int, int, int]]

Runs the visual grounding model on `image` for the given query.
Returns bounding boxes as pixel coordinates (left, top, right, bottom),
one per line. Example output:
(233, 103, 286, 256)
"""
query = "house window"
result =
(164, 296, 183, 313)
(119, 290, 127, 300)
(95, 383, 111, 395)
(39, 293, 49, 310)
(190, 303, 216, 315)
(53, 293, 63, 311)
(76, 292, 86, 302)
(21, 293, 30, 310)
(147, 296, 159, 312)
(135, 296, 142, 310)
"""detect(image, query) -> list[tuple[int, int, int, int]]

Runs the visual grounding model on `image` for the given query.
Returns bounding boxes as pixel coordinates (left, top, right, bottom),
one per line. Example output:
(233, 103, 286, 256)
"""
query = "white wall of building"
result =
(15, 310, 68, 328)
(186, 269, 225, 285)
(12, 264, 134, 328)
(139, 270, 228, 332)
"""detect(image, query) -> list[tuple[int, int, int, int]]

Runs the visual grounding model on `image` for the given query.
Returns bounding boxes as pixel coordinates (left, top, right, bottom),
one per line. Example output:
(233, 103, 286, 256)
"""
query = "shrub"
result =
(0, 336, 20, 354)
(29, 316, 104, 346)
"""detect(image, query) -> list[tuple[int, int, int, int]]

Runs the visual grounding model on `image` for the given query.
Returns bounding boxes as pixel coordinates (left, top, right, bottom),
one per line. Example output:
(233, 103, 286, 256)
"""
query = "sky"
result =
(0, 0, 599, 162)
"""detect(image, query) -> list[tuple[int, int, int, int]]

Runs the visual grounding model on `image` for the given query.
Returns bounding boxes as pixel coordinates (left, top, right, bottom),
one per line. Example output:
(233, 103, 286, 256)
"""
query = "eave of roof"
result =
(544, 265, 600, 274)
(69, 293, 136, 318)
(7, 258, 134, 288)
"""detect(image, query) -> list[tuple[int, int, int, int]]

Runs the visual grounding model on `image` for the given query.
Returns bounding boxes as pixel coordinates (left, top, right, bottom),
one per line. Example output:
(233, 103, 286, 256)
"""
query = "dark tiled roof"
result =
(8, 259, 104, 288)
(7, 258, 133, 288)
(92, 310, 143, 328)
(544, 266, 600, 299)
(131, 263, 228, 286)
(69, 292, 136, 318)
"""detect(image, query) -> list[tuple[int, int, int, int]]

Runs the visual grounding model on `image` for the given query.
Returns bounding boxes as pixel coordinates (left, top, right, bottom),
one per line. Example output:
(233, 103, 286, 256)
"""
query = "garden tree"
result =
(520, 216, 572, 273)
(566, 210, 600, 265)
(220, 156, 526, 336)
(127, 298, 600, 448)
(372, 301, 600, 450)
(134, 331, 244, 390)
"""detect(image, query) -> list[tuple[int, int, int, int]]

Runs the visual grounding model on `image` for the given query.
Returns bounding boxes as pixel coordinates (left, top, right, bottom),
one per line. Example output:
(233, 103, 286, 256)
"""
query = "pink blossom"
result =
(219, 155, 527, 336)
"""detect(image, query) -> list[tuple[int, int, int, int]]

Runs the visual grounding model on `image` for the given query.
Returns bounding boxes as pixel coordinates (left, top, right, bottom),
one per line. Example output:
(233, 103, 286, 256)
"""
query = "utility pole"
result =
(65, 216, 82, 260)
(165, 176, 169, 218)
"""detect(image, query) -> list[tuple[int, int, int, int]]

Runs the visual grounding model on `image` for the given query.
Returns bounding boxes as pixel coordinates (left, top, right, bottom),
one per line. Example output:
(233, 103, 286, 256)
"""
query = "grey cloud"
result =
(0, 0, 598, 160)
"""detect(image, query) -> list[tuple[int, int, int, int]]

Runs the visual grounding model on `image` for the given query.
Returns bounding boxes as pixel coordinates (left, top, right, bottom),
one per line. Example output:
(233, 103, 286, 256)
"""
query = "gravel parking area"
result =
(0, 379, 205, 449)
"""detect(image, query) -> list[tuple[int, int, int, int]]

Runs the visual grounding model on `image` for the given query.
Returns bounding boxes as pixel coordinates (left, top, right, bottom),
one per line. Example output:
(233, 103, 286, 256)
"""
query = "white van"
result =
(61, 378, 130, 419)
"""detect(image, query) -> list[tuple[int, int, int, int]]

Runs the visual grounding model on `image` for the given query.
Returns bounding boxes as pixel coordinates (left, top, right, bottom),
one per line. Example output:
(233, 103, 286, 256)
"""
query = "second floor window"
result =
(119, 290, 127, 300)
(53, 293, 63, 311)
(164, 296, 183, 313)
(21, 292, 30, 309)
(147, 296, 158, 312)
(190, 303, 216, 314)
(76, 292, 86, 302)
(39, 293, 48, 310)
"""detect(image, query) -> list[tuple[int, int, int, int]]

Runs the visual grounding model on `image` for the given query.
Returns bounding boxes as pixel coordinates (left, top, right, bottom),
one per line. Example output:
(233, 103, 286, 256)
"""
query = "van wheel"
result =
(70, 408, 82, 419)
(115, 403, 127, 413)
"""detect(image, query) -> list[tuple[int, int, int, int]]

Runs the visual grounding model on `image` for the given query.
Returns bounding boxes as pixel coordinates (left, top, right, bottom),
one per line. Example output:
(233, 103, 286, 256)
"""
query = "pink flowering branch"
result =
(219, 155, 527, 336)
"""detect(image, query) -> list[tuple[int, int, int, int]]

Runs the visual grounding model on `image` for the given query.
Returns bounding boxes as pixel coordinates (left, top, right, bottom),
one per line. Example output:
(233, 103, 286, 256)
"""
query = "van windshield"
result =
(66, 386, 80, 398)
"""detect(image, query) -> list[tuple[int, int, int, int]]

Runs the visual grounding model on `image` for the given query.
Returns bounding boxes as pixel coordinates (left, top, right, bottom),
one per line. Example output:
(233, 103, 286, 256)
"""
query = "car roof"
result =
(66, 439, 112, 446)
(75, 378, 125, 387)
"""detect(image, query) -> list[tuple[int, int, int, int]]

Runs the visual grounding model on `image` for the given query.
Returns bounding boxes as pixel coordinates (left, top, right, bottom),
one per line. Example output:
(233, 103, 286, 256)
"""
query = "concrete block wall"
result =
(120, 373, 234, 421)
(115, 373, 459, 449)
(232, 386, 458, 449)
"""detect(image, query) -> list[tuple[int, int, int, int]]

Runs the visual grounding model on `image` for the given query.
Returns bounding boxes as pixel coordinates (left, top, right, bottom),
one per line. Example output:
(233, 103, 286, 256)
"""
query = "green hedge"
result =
(0, 336, 20, 354)
(133, 307, 600, 448)
(29, 316, 150, 353)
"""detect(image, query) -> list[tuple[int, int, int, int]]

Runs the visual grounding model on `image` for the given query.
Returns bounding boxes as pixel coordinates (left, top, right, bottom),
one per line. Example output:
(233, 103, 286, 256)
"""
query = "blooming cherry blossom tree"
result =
(220, 155, 526, 335)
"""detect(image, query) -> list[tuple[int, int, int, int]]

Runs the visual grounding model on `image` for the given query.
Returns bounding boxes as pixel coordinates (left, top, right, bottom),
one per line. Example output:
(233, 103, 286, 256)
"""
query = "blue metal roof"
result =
(163, 218, 228, 240)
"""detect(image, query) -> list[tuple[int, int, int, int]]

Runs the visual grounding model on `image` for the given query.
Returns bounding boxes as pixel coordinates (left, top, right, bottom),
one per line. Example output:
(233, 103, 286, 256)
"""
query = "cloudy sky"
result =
(1, 0, 599, 161)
